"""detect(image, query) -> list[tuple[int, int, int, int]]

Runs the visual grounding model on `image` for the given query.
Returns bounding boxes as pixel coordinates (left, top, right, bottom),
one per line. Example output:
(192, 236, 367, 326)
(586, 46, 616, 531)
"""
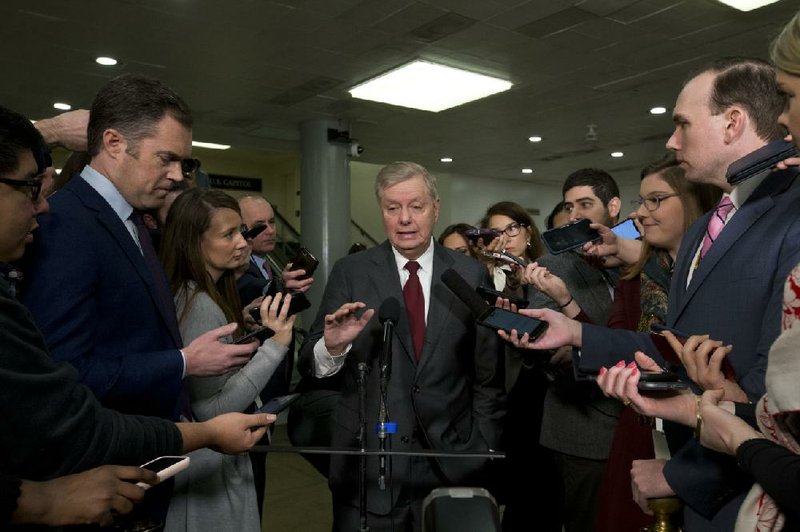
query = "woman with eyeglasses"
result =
(159, 188, 295, 532)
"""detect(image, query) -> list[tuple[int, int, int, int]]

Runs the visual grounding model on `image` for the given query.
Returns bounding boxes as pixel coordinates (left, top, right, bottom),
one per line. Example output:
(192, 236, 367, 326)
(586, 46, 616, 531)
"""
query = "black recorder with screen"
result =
(541, 218, 600, 255)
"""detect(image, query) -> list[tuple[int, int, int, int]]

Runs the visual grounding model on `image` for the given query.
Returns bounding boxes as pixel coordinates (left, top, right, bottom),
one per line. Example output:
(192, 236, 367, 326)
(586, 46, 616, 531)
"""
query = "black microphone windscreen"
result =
(441, 269, 489, 318)
(379, 297, 402, 325)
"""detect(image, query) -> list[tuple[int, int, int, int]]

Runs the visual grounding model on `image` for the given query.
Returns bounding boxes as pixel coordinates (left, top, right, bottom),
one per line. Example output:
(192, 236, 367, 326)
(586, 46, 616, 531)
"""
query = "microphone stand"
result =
(377, 319, 395, 491)
(357, 362, 369, 532)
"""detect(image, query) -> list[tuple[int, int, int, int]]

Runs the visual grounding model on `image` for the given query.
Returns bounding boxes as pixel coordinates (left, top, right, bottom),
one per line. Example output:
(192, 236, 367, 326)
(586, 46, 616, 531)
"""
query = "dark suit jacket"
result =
(21, 176, 184, 419)
(236, 257, 276, 307)
(578, 168, 800, 529)
(298, 241, 505, 514)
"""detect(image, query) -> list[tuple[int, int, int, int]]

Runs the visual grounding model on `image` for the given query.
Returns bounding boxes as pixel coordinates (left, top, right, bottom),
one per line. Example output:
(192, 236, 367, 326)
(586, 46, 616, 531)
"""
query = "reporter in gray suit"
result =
(502, 58, 800, 531)
(298, 161, 505, 531)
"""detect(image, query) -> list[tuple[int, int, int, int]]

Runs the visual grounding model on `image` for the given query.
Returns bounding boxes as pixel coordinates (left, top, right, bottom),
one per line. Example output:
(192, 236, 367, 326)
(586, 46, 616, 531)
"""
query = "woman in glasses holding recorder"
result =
(159, 188, 295, 532)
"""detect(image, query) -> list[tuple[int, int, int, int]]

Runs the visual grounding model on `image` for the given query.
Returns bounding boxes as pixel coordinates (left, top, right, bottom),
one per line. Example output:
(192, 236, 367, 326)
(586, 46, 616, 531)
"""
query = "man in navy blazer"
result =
(22, 74, 257, 420)
(298, 162, 505, 531)
(502, 58, 800, 531)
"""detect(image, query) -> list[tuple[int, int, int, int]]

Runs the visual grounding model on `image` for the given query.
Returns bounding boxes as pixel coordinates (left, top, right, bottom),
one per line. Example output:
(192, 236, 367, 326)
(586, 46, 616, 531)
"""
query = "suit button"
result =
(412, 385, 420, 393)
(400, 436, 410, 444)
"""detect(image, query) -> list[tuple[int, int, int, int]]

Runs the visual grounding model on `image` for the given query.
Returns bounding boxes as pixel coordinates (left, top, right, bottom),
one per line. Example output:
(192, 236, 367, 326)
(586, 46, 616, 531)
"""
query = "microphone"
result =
(441, 268, 489, 318)
(377, 297, 400, 490)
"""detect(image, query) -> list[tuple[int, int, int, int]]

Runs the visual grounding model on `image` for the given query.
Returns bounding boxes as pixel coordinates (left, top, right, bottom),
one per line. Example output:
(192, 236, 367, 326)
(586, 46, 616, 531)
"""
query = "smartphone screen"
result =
(611, 218, 641, 240)
(541, 219, 600, 255)
(477, 307, 547, 340)
(257, 393, 301, 414)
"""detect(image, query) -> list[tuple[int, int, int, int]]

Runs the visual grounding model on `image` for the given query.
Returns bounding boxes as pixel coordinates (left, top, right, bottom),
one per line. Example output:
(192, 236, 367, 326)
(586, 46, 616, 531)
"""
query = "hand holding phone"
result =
(610, 218, 641, 240)
(476, 285, 529, 309)
(257, 393, 301, 414)
(477, 306, 548, 340)
(288, 247, 319, 280)
(542, 219, 600, 255)
(136, 456, 190, 489)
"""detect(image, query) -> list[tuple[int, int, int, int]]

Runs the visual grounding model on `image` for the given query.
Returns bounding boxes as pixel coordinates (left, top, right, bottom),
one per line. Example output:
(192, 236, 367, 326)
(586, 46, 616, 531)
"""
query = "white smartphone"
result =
(136, 455, 190, 489)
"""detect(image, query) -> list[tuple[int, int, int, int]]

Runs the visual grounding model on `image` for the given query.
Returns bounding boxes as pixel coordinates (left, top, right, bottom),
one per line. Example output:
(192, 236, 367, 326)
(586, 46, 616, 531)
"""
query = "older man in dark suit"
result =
(298, 161, 505, 531)
(504, 58, 800, 531)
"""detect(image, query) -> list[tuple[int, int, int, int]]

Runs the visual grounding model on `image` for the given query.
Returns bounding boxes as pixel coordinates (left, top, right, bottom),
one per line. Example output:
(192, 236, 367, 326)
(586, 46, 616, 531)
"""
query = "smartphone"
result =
(639, 370, 682, 382)
(257, 393, 302, 414)
(541, 219, 600, 255)
(136, 456, 190, 489)
(649, 323, 736, 379)
(638, 380, 689, 392)
(480, 249, 528, 268)
(476, 285, 529, 309)
(288, 247, 318, 280)
(234, 326, 275, 344)
(241, 223, 268, 240)
(726, 139, 798, 186)
(464, 228, 501, 242)
(249, 292, 311, 324)
(610, 218, 641, 240)
(476, 306, 548, 340)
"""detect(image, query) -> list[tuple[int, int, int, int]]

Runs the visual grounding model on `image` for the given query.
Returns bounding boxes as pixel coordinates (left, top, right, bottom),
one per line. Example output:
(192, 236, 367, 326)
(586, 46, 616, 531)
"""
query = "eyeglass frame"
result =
(0, 177, 43, 202)
(631, 193, 680, 212)
(493, 221, 528, 238)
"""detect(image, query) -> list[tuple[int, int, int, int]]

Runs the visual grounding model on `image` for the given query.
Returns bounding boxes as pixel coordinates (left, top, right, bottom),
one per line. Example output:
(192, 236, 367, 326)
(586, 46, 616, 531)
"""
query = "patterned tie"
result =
(403, 261, 426, 360)
(700, 196, 736, 259)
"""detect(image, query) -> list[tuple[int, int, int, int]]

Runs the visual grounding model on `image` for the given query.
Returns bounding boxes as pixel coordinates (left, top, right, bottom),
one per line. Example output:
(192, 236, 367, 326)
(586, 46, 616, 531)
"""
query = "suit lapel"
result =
(417, 244, 455, 373)
(71, 177, 182, 346)
(367, 242, 415, 363)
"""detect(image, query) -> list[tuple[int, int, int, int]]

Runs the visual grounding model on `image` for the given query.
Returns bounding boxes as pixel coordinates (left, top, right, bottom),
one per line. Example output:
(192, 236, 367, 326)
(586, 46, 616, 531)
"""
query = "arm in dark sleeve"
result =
(737, 438, 800, 523)
(0, 473, 21, 528)
(1, 289, 181, 480)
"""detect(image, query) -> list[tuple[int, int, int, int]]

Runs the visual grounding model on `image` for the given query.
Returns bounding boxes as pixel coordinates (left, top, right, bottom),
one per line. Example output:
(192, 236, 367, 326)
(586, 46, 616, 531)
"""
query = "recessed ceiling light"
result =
(349, 60, 512, 113)
(610, 151, 624, 158)
(440, 157, 453, 163)
(55, 168, 62, 174)
(96, 56, 118, 66)
(53, 103, 71, 111)
(716, 0, 779, 11)
(649, 106, 667, 115)
(528, 136, 542, 143)
(192, 140, 230, 150)
(521, 168, 533, 174)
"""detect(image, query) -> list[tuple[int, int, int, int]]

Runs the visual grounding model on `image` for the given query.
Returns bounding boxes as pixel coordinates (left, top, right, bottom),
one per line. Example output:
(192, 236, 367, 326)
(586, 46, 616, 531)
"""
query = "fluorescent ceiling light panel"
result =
(192, 140, 230, 150)
(649, 106, 667, 115)
(53, 102, 71, 110)
(440, 157, 453, 163)
(521, 168, 533, 174)
(349, 60, 512, 112)
(715, 0, 779, 11)
(528, 136, 542, 142)
(96, 56, 118, 66)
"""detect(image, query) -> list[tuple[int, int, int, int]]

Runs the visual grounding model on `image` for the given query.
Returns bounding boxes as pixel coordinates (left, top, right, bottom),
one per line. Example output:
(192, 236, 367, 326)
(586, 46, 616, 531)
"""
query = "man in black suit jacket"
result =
(298, 161, 505, 531)
(503, 58, 800, 531)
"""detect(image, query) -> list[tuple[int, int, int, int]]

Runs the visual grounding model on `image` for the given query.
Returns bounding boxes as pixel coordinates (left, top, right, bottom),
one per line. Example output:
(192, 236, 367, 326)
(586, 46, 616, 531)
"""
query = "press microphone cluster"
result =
(377, 297, 401, 491)
(440, 268, 489, 317)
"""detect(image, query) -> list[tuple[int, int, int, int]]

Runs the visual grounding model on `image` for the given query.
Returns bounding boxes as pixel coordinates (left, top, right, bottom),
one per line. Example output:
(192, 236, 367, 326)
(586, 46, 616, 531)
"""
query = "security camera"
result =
(348, 143, 364, 157)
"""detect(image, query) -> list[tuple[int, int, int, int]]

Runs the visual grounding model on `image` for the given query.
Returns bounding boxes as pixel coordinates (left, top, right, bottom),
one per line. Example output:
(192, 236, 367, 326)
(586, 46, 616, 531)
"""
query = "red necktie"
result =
(403, 261, 426, 360)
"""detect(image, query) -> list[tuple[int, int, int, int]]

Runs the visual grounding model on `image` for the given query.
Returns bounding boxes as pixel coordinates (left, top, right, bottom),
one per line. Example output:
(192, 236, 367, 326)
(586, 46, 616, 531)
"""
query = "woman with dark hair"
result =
(160, 188, 295, 532)
(437, 222, 477, 257)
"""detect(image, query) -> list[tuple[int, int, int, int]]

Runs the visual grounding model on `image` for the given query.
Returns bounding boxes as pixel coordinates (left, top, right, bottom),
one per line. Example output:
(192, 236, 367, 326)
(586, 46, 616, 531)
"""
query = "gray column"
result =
(300, 119, 350, 316)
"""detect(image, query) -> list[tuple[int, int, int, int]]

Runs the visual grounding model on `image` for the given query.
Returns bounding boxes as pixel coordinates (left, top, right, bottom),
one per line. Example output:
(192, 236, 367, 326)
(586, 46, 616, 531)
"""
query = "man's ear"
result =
(607, 197, 621, 221)
(433, 199, 440, 223)
(722, 107, 747, 145)
(101, 128, 127, 159)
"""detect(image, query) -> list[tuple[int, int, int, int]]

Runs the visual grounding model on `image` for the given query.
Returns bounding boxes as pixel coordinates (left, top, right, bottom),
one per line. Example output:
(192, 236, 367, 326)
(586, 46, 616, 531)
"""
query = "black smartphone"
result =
(476, 285, 529, 309)
(541, 219, 600, 255)
(137, 456, 190, 489)
(639, 370, 682, 382)
(726, 139, 798, 186)
(637, 380, 689, 392)
(476, 306, 548, 340)
(610, 218, 641, 240)
(288, 247, 319, 280)
(249, 292, 311, 324)
(241, 223, 268, 240)
(257, 393, 302, 414)
(464, 227, 501, 242)
(234, 326, 275, 344)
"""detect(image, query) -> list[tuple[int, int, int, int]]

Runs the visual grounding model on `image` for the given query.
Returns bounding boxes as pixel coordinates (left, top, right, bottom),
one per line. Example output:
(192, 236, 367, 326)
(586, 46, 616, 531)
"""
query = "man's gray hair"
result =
(374, 161, 439, 202)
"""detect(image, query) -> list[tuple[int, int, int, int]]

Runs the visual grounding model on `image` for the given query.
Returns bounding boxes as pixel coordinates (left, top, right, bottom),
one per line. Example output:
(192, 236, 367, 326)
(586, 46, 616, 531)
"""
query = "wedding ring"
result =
(623, 399, 632, 406)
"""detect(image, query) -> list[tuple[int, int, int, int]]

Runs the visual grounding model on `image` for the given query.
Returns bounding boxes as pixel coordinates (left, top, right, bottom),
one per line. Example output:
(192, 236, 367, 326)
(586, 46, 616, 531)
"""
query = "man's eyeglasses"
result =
(631, 194, 679, 212)
(494, 222, 528, 238)
(180, 158, 200, 177)
(0, 177, 42, 202)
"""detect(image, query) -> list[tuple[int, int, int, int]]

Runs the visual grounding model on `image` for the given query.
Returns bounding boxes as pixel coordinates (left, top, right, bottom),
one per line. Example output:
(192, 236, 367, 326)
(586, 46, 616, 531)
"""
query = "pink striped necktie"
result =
(700, 196, 736, 259)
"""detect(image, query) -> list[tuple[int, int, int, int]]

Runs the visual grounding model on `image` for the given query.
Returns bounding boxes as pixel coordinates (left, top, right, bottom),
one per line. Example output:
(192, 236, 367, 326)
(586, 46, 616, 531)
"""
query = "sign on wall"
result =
(209, 174, 263, 192)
